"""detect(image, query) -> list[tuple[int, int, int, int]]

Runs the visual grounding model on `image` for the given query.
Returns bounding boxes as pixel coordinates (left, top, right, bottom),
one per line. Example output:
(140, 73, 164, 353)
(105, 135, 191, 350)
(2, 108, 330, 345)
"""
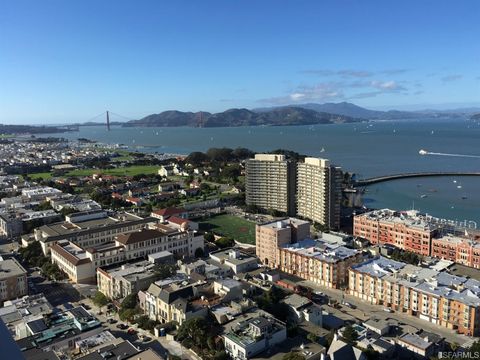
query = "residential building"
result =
(142, 282, 208, 325)
(0, 258, 28, 305)
(397, 333, 437, 358)
(353, 209, 439, 256)
(0, 213, 22, 239)
(17, 306, 102, 354)
(96, 260, 158, 300)
(277, 239, 362, 289)
(223, 309, 287, 360)
(327, 333, 366, 360)
(245, 154, 296, 216)
(256, 218, 310, 267)
(348, 256, 480, 336)
(209, 248, 258, 274)
(282, 293, 323, 326)
(296, 157, 342, 229)
(432, 235, 480, 268)
(150, 207, 188, 222)
(0, 294, 52, 340)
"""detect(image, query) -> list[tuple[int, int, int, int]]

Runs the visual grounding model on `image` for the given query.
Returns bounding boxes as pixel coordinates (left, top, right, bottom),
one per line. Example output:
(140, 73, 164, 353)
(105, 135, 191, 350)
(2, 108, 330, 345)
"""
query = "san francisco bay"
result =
(43, 117, 480, 223)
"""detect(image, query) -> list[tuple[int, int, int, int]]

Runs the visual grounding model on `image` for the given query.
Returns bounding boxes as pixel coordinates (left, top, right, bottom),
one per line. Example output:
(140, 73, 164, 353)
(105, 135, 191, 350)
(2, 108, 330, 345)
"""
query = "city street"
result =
(78, 297, 202, 360)
(299, 279, 473, 346)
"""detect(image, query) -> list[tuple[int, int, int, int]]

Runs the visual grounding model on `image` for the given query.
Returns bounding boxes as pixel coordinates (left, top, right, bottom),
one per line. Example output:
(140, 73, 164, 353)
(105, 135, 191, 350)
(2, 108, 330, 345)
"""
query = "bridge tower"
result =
(106, 110, 110, 131)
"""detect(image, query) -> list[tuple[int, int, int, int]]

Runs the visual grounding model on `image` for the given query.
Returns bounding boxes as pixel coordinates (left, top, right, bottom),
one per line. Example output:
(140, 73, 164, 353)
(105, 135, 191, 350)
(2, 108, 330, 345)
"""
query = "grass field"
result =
(29, 172, 53, 180)
(199, 214, 256, 244)
(66, 165, 159, 177)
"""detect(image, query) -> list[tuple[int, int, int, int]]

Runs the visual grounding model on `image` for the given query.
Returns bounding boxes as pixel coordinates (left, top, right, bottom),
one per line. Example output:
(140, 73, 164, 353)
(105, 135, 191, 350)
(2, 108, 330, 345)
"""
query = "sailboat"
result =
(320, 147, 325, 153)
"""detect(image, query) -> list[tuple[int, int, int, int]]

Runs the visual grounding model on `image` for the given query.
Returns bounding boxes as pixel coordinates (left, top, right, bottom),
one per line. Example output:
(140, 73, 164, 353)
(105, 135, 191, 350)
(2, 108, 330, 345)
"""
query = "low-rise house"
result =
(327, 333, 366, 360)
(17, 306, 102, 354)
(213, 279, 244, 302)
(150, 207, 188, 222)
(223, 309, 287, 360)
(0, 294, 52, 339)
(282, 293, 322, 326)
(209, 248, 258, 274)
(96, 260, 158, 300)
(397, 333, 437, 358)
(142, 282, 208, 325)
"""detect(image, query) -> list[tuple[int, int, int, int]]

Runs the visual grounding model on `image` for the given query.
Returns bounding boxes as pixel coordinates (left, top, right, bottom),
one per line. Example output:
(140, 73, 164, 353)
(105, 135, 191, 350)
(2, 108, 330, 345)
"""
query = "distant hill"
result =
(123, 107, 362, 128)
(254, 101, 474, 120)
(471, 113, 480, 120)
(0, 124, 74, 135)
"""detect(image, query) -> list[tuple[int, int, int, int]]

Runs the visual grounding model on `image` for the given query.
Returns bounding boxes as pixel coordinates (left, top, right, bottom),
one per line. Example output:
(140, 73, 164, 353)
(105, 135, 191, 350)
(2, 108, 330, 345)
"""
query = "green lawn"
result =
(199, 214, 256, 244)
(66, 165, 160, 177)
(29, 172, 53, 180)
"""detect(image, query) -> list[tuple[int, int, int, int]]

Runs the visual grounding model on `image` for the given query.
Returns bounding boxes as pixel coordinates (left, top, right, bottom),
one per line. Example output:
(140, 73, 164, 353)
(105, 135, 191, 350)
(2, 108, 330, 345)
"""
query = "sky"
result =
(0, 1, 479, 124)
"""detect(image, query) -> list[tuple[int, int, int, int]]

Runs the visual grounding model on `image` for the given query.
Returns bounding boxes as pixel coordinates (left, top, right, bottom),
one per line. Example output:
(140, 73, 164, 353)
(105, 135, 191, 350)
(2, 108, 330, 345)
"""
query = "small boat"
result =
(457, 185, 462, 189)
(320, 147, 325, 153)
(421, 194, 427, 198)
(462, 196, 468, 200)
(453, 180, 457, 183)
(419, 149, 428, 155)
(431, 130, 434, 135)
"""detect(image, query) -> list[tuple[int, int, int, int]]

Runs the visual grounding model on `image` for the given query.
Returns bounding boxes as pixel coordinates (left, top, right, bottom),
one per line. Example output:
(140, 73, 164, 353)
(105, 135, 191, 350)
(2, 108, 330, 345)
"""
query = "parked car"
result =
(116, 323, 128, 330)
(383, 307, 393, 313)
(107, 318, 117, 324)
(127, 328, 137, 335)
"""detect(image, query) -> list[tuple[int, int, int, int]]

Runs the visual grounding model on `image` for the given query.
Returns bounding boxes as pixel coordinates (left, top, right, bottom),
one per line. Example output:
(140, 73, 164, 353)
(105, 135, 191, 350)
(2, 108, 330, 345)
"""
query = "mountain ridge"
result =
(123, 106, 363, 127)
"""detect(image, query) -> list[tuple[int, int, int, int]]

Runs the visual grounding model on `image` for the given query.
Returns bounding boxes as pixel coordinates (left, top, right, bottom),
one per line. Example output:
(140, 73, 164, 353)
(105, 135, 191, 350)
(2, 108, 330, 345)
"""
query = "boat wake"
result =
(419, 149, 480, 159)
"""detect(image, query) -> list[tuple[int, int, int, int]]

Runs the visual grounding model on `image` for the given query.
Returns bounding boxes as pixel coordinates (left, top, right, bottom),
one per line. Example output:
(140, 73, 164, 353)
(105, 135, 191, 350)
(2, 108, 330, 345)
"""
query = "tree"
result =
(342, 325, 359, 345)
(153, 263, 178, 280)
(282, 352, 306, 360)
(216, 236, 235, 249)
(204, 232, 215, 242)
(93, 291, 109, 308)
(121, 293, 138, 309)
(119, 308, 137, 322)
(176, 317, 210, 349)
(185, 152, 209, 167)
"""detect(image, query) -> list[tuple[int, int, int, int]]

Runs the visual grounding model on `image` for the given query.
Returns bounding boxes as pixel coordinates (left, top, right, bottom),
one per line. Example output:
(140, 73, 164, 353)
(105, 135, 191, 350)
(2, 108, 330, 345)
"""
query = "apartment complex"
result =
(432, 235, 480, 268)
(348, 257, 480, 336)
(245, 154, 296, 215)
(353, 209, 439, 256)
(0, 259, 28, 305)
(255, 218, 310, 267)
(297, 157, 342, 229)
(277, 238, 362, 288)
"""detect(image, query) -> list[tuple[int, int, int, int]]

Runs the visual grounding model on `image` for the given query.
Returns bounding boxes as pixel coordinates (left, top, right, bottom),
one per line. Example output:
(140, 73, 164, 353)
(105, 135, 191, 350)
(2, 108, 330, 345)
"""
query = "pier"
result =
(355, 172, 480, 186)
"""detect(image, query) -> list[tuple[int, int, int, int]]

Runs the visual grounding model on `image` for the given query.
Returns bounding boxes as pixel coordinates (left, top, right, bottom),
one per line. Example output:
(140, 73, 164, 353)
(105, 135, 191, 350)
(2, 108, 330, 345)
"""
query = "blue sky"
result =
(0, 1, 479, 124)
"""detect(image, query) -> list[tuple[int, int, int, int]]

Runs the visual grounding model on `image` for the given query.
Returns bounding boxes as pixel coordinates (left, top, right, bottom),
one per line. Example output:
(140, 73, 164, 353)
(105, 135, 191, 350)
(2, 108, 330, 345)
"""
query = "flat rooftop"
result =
(280, 239, 359, 263)
(0, 258, 27, 279)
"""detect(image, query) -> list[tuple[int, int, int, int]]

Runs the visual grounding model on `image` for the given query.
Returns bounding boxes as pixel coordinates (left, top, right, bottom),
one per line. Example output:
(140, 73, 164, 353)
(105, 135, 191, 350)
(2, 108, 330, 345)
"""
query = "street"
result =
(78, 297, 202, 360)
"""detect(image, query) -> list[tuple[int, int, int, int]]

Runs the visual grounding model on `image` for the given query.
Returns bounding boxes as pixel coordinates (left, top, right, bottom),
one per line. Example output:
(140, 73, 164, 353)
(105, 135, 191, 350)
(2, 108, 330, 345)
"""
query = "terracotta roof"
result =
(51, 243, 91, 266)
(116, 229, 162, 245)
(152, 207, 185, 217)
(168, 216, 189, 225)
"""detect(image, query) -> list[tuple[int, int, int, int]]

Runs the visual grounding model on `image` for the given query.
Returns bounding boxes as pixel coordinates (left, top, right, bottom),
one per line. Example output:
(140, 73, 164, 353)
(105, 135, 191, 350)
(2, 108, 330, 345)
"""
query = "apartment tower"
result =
(245, 154, 296, 215)
(297, 157, 342, 229)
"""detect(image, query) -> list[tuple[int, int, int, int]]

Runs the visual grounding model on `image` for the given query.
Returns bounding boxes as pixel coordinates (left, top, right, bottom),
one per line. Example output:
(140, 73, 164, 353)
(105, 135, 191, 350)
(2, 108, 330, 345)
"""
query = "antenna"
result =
(106, 111, 110, 131)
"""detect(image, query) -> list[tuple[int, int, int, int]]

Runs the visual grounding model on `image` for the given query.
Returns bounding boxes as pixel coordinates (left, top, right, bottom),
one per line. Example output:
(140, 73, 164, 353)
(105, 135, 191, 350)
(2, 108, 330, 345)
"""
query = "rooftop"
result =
(280, 239, 359, 263)
(0, 258, 27, 279)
